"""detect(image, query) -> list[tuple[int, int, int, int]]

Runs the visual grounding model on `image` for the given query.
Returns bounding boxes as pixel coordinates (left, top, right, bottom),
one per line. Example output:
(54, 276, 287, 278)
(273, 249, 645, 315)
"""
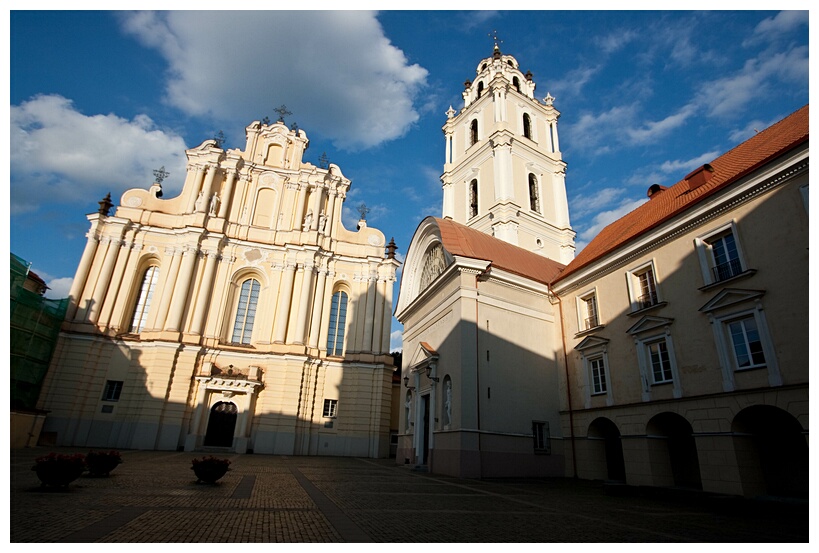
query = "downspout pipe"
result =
(549, 282, 578, 479)
(475, 266, 491, 477)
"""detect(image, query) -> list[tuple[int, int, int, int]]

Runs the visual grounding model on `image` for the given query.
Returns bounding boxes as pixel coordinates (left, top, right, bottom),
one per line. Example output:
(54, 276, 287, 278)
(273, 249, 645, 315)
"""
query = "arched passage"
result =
(588, 417, 626, 482)
(732, 405, 808, 498)
(646, 412, 702, 489)
(204, 401, 238, 447)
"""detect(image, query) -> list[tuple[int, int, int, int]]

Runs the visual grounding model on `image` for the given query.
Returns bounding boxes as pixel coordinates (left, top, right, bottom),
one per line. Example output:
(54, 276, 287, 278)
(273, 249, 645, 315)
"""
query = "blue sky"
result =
(8, 9, 810, 351)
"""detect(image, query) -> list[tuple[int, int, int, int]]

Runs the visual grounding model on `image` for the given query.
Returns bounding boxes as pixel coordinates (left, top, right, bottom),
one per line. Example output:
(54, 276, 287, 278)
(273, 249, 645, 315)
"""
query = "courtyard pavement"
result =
(10, 447, 809, 543)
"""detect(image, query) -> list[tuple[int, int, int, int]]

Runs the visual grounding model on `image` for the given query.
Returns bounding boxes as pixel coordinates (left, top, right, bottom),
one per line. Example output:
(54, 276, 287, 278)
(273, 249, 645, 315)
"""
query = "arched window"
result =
(469, 179, 479, 218)
(529, 173, 540, 213)
(470, 119, 479, 146)
(232, 278, 260, 344)
(523, 113, 532, 139)
(513, 76, 521, 93)
(477, 81, 484, 98)
(326, 290, 348, 356)
(130, 265, 159, 332)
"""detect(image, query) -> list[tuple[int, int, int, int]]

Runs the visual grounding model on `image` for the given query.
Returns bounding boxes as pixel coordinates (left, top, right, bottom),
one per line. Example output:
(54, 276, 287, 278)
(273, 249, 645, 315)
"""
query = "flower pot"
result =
(192, 464, 229, 484)
(32, 454, 86, 487)
(86, 451, 122, 477)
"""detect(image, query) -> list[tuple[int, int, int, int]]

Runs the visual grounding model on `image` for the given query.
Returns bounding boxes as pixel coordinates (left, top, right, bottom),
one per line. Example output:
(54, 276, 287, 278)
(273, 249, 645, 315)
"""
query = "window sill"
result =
(590, 391, 608, 397)
(699, 269, 757, 291)
(735, 365, 767, 372)
(627, 301, 668, 317)
(650, 380, 673, 387)
(575, 324, 605, 338)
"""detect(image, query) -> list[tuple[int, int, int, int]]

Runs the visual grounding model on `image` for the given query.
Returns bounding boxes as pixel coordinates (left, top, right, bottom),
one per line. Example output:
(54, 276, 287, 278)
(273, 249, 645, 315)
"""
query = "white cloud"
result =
(626, 104, 696, 144)
(567, 104, 637, 153)
(702, 46, 808, 118)
(570, 187, 627, 220)
(549, 65, 600, 99)
(596, 30, 638, 55)
(746, 11, 808, 45)
(10, 94, 188, 215)
(120, 11, 428, 151)
(45, 277, 73, 299)
(390, 329, 403, 353)
(578, 197, 648, 243)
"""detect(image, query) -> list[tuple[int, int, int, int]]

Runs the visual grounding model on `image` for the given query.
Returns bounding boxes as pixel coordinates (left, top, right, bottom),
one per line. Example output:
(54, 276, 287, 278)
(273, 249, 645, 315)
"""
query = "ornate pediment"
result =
(699, 288, 765, 313)
(626, 315, 674, 336)
(408, 341, 439, 371)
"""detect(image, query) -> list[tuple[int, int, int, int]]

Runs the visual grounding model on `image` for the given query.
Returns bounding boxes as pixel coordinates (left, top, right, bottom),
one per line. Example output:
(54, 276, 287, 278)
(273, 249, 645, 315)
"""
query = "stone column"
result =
(371, 276, 386, 353)
(326, 190, 339, 236)
(218, 170, 237, 218)
(166, 246, 199, 331)
(380, 275, 395, 353)
(87, 236, 122, 324)
(317, 271, 335, 352)
(273, 262, 297, 343)
(309, 184, 324, 230)
(307, 268, 328, 348)
(362, 272, 377, 353)
(108, 242, 144, 331)
(295, 183, 309, 230)
(442, 182, 454, 219)
(67, 228, 100, 320)
(185, 165, 206, 213)
(189, 250, 219, 335)
(98, 238, 135, 329)
(292, 263, 315, 345)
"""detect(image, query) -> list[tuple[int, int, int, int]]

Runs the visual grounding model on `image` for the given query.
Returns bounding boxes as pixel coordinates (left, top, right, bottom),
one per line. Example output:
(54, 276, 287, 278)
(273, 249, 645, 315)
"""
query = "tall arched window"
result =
(470, 119, 479, 146)
(513, 76, 521, 93)
(326, 290, 348, 356)
(232, 278, 260, 344)
(469, 179, 479, 218)
(477, 81, 484, 98)
(523, 113, 532, 139)
(529, 173, 540, 213)
(130, 265, 159, 332)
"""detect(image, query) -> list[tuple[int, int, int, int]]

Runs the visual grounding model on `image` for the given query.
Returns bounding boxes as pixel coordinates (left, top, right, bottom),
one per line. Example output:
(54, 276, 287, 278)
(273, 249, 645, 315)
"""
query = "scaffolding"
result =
(10, 253, 68, 410)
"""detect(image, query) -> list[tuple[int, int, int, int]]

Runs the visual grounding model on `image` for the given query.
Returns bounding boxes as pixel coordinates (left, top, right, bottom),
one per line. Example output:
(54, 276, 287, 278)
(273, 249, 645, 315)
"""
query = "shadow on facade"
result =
(560, 187, 808, 499)
(38, 288, 397, 460)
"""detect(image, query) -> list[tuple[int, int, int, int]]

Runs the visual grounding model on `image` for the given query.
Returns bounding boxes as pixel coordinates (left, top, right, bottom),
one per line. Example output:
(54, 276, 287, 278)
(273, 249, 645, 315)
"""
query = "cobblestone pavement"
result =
(10, 448, 808, 543)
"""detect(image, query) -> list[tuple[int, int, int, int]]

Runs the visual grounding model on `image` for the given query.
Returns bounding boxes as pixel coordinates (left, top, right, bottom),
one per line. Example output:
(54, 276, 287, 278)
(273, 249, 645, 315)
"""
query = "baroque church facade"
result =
(37, 119, 399, 456)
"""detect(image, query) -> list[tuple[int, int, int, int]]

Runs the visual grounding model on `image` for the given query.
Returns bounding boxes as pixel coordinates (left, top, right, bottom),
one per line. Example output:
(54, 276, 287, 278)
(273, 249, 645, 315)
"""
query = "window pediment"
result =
(626, 315, 674, 336)
(699, 288, 765, 313)
(575, 335, 609, 352)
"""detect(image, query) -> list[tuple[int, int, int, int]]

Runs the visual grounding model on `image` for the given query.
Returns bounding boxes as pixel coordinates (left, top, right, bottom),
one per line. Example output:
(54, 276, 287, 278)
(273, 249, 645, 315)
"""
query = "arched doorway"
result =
(732, 405, 808, 498)
(646, 412, 702, 489)
(204, 401, 238, 447)
(588, 417, 626, 482)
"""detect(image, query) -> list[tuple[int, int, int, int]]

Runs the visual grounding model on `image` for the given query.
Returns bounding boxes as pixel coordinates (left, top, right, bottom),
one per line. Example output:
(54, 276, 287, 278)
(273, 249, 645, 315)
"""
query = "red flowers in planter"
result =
(32, 452, 86, 487)
(191, 456, 231, 484)
(86, 450, 123, 477)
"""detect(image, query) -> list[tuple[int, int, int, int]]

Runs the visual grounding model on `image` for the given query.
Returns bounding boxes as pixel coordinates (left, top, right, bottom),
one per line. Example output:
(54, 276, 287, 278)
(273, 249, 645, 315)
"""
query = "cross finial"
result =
(213, 130, 225, 148)
(489, 30, 502, 51)
(357, 203, 370, 220)
(318, 152, 329, 169)
(153, 166, 170, 184)
(273, 104, 292, 122)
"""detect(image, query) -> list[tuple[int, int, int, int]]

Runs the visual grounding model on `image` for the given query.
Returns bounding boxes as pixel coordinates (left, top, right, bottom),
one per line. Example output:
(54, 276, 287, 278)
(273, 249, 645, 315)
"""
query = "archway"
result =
(204, 401, 238, 447)
(732, 405, 807, 498)
(588, 417, 626, 482)
(646, 412, 702, 489)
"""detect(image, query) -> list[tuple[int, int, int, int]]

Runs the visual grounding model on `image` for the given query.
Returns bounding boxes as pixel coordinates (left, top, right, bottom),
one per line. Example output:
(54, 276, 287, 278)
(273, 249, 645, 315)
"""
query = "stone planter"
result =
(191, 456, 231, 484)
(86, 451, 122, 477)
(32, 453, 86, 488)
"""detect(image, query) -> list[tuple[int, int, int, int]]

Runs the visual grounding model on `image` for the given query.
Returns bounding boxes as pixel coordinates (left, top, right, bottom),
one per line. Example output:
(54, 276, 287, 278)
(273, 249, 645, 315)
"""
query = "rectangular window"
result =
(102, 380, 123, 402)
(323, 399, 338, 418)
(532, 421, 550, 453)
(589, 356, 607, 394)
(707, 231, 742, 282)
(579, 292, 599, 330)
(635, 267, 658, 309)
(728, 316, 766, 369)
(648, 340, 673, 383)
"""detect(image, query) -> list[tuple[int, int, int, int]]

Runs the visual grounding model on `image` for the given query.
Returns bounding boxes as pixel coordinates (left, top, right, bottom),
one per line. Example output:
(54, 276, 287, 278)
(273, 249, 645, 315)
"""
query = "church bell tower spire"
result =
(440, 45, 575, 263)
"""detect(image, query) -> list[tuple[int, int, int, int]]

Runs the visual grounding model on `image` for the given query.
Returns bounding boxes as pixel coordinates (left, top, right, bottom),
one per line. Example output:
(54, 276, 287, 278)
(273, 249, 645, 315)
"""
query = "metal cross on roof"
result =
(357, 203, 370, 220)
(152, 166, 170, 184)
(318, 152, 329, 169)
(273, 104, 292, 122)
(489, 30, 503, 50)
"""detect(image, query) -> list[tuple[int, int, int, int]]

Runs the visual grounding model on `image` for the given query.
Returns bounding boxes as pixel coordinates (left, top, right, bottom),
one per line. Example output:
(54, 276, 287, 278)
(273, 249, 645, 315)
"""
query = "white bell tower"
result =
(441, 43, 575, 263)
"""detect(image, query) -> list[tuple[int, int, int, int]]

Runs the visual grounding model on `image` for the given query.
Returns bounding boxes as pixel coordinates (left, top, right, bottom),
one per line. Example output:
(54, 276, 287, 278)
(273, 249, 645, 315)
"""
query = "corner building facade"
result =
(38, 120, 399, 456)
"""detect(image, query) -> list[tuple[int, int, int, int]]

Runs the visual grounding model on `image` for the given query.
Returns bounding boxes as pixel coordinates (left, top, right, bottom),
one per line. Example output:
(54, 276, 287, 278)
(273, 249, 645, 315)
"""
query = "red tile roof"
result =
(435, 217, 565, 284)
(553, 104, 809, 284)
